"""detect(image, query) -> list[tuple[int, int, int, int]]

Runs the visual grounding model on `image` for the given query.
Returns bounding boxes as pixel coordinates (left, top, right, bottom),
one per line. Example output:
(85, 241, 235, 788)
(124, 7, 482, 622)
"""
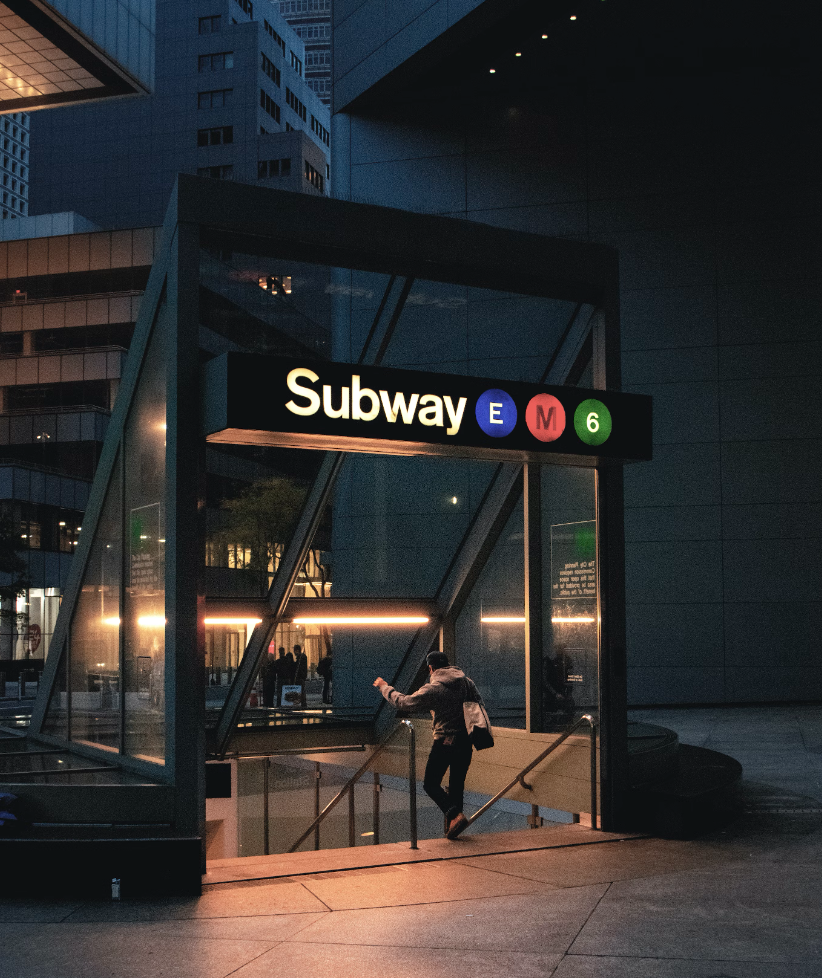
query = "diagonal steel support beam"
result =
(374, 462, 523, 739)
(212, 276, 415, 757)
(374, 302, 601, 738)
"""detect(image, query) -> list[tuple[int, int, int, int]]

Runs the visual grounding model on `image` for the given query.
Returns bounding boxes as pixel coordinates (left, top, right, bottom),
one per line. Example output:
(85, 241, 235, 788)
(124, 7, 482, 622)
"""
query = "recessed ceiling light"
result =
(570, 14, 577, 20)
(542, 33, 548, 38)
(489, 68, 496, 73)
(515, 52, 522, 57)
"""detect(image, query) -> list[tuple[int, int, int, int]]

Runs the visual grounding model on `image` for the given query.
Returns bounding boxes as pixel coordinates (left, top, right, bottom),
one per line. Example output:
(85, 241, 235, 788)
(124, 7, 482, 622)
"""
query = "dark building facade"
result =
(331, 0, 822, 706)
(28, 0, 329, 229)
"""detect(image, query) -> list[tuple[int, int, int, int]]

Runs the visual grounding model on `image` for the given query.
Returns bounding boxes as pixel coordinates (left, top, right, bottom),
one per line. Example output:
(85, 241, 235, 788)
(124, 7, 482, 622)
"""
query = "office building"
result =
(277, 0, 330, 105)
(1, 110, 28, 219)
(28, 0, 330, 229)
(0, 220, 159, 663)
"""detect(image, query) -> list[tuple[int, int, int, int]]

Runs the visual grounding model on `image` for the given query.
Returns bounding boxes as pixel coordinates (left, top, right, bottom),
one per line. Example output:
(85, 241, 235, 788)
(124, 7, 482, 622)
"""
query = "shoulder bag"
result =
(463, 678, 494, 750)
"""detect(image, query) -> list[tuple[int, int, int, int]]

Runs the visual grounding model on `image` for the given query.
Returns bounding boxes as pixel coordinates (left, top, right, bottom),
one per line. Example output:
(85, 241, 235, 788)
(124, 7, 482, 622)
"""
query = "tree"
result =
(212, 477, 306, 595)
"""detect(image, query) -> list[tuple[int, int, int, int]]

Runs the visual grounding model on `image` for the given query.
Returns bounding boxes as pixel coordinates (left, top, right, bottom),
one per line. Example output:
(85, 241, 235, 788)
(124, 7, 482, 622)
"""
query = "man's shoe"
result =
(446, 813, 469, 839)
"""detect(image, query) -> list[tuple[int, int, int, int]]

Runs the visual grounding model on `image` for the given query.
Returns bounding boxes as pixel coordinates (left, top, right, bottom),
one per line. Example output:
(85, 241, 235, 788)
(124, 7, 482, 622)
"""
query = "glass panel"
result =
(456, 498, 527, 729)
(41, 637, 68, 738)
(69, 455, 121, 750)
(122, 318, 167, 763)
(543, 466, 598, 729)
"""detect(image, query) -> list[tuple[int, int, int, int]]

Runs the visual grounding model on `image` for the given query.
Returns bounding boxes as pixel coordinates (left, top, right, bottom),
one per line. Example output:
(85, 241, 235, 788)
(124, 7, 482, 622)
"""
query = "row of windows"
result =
(197, 165, 233, 180)
(258, 157, 292, 179)
(261, 52, 281, 86)
(2, 502, 84, 554)
(2, 137, 27, 159)
(305, 50, 330, 67)
(2, 173, 26, 194)
(260, 89, 281, 123)
(198, 125, 233, 147)
(286, 87, 307, 121)
(279, 0, 330, 12)
(2, 117, 28, 144)
(2, 190, 26, 208)
(310, 115, 329, 146)
(290, 51, 303, 76)
(199, 51, 234, 72)
(1, 199, 27, 218)
(294, 24, 330, 40)
(308, 77, 331, 96)
(198, 87, 233, 109)
(234, 0, 253, 15)
(264, 20, 287, 55)
(2, 158, 27, 179)
(198, 14, 221, 33)
(304, 160, 324, 193)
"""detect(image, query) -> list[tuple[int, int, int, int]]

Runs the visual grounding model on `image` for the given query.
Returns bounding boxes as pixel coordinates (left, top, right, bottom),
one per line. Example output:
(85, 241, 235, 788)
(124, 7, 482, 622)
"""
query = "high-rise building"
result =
(28, 0, 330, 229)
(1, 110, 29, 219)
(277, 0, 330, 105)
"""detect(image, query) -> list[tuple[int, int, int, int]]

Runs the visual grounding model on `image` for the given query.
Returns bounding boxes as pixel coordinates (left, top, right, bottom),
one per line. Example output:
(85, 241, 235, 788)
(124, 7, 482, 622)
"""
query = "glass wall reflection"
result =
(68, 454, 121, 750)
(122, 321, 167, 763)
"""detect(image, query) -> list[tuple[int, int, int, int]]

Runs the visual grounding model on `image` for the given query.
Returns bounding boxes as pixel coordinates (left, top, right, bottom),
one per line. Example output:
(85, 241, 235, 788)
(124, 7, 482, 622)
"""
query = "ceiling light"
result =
(489, 68, 496, 74)
(570, 15, 577, 20)
(515, 52, 522, 57)
(292, 616, 429, 626)
(552, 616, 596, 623)
(542, 33, 548, 38)
(137, 616, 166, 628)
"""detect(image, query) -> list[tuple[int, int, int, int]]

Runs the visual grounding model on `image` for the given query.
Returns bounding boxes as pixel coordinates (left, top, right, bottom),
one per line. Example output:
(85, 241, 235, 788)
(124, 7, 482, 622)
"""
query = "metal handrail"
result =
(287, 719, 418, 852)
(466, 714, 598, 831)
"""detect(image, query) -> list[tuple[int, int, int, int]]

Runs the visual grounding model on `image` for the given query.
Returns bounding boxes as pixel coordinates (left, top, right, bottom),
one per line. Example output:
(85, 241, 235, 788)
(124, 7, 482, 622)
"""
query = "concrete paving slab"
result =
(553, 956, 822, 977)
(571, 864, 822, 963)
(0, 898, 82, 923)
(229, 942, 562, 978)
(0, 923, 276, 978)
(67, 878, 329, 922)
(456, 837, 739, 887)
(82, 912, 327, 942)
(289, 885, 608, 952)
(297, 858, 557, 910)
(204, 823, 637, 884)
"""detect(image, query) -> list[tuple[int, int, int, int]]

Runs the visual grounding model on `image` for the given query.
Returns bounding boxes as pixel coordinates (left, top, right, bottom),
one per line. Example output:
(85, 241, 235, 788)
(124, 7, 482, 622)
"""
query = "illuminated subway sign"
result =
(203, 354, 652, 463)
(286, 367, 468, 436)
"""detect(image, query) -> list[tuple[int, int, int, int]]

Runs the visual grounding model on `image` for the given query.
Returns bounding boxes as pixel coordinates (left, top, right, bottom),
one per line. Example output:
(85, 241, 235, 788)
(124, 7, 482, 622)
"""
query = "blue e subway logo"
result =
(475, 389, 518, 437)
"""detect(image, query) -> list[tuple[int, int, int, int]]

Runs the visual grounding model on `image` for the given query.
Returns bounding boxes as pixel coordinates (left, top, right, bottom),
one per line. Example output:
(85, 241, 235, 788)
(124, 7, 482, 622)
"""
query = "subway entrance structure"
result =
(7, 176, 651, 894)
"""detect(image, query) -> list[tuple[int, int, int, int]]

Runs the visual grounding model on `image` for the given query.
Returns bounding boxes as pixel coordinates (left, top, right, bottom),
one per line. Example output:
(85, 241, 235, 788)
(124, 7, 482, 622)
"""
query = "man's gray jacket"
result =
(379, 666, 485, 740)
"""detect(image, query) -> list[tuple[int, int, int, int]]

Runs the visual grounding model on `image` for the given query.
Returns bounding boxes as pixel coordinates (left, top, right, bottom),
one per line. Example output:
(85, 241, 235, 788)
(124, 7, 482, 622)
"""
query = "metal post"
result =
(590, 721, 598, 830)
(314, 762, 321, 850)
(405, 720, 418, 850)
(263, 757, 270, 855)
(348, 782, 356, 847)
(372, 772, 380, 845)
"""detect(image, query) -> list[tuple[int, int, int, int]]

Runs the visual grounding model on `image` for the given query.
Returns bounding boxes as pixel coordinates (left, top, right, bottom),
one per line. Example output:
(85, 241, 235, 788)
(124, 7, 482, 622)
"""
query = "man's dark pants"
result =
(423, 734, 473, 821)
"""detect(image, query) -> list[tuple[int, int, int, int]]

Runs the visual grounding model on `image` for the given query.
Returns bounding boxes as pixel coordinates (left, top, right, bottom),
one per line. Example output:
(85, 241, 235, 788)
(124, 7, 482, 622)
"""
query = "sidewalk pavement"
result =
(1, 704, 821, 978)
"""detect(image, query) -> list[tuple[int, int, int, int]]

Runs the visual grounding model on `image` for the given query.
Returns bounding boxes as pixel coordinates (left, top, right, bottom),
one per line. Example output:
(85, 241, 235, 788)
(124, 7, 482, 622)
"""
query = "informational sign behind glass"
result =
(203, 355, 653, 463)
(549, 521, 598, 717)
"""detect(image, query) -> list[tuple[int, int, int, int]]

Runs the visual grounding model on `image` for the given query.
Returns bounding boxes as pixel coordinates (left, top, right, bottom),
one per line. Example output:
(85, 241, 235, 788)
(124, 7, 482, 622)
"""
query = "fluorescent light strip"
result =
(137, 616, 166, 628)
(204, 617, 263, 627)
(481, 616, 597, 624)
(292, 616, 429, 626)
